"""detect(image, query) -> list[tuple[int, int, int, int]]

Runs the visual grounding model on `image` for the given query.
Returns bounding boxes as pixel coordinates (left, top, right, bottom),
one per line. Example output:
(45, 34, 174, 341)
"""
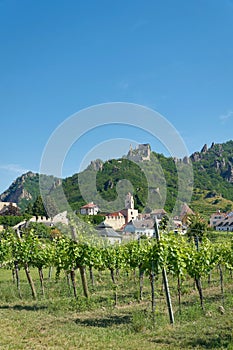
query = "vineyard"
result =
(0, 226, 233, 349)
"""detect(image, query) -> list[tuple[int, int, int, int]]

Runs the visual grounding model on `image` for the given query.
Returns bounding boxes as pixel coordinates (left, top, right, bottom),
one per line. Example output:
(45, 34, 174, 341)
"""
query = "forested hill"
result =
(191, 141, 233, 197)
(0, 172, 60, 212)
(1, 140, 233, 217)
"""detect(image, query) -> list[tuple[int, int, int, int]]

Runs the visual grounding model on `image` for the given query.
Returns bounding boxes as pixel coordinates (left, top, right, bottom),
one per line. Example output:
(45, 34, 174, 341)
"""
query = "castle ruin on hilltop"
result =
(126, 143, 151, 162)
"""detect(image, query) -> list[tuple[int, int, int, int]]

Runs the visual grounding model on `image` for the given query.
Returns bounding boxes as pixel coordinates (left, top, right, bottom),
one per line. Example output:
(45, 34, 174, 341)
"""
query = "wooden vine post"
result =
(71, 224, 89, 299)
(154, 219, 174, 325)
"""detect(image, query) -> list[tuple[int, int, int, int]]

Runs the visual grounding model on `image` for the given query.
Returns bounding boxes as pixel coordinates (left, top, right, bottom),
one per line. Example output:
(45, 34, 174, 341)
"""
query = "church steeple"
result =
(125, 192, 134, 209)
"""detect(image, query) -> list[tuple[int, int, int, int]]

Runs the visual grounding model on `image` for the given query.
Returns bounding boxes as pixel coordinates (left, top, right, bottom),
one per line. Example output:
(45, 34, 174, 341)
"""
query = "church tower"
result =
(125, 192, 134, 209)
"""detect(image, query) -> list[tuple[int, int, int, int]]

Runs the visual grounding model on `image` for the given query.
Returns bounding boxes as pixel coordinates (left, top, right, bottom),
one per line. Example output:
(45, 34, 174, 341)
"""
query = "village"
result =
(2, 192, 231, 245)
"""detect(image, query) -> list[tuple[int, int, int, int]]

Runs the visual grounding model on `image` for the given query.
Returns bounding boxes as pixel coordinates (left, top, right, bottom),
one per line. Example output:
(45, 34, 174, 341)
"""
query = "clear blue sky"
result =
(1, 0, 233, 193)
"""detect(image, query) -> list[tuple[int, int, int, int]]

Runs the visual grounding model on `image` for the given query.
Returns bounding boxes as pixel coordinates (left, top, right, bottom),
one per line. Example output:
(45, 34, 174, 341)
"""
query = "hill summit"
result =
(1, 140, 233, 218)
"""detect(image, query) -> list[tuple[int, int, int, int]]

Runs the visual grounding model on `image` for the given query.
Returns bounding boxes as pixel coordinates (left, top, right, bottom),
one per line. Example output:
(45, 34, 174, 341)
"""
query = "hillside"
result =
(0, 172, 61, 212)
(62, 158, 149, 212)
(62, 141, 233, 216)
(191, 141, 233, 199)
(1, 141, 233, 217)
(190, 189, 233, 220)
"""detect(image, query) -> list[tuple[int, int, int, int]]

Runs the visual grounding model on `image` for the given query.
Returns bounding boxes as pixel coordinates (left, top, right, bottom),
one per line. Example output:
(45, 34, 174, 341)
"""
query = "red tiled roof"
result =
(106, 211, 124, 217)
(81, 202, 98, 209)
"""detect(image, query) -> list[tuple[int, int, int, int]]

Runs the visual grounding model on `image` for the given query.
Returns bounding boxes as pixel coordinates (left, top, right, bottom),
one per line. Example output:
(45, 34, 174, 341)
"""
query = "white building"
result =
(95, 222, 122, 244)
(211, 211, 233, 232)
(80, 202, 99, 215)
(209, 211, 227, 227)
(123, 218, 155, 239)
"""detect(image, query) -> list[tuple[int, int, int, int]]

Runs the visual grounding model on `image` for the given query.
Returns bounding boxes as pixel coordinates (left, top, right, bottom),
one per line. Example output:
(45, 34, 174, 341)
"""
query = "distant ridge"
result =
(1, 141, 233, 218)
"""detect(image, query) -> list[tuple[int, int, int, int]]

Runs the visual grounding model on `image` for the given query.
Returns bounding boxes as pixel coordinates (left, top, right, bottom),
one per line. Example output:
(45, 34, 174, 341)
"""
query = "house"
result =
(123, 218, 155, 239)
(209, 211, 227, 227)
(150, 208, 167, 220)
(173, 203, 195, 222)
(210, 211, 233, 231)
(172, 219, 185, 234)
(215, 217, 233, 231)
(80, 202, 99, 215)
(95, 222, 122, 244)
(137, 209, 167, 221)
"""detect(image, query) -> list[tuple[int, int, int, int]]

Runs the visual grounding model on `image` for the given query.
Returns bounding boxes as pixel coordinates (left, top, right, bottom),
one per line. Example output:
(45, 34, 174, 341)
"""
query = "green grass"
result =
(208, 230, 233, 243)
(0, 267, 233, 349)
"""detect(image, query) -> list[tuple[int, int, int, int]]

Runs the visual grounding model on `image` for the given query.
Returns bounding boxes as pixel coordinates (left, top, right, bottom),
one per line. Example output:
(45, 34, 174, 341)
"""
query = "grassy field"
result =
(0, 265, 233, 350)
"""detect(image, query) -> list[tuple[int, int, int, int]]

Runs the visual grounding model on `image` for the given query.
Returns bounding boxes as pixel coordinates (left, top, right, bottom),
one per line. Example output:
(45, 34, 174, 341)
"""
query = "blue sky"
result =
(1, 0, 233, 193)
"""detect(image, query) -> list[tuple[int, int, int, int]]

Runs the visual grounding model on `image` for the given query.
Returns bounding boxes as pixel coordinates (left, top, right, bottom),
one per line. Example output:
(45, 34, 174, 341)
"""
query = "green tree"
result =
(0, 215, 24, 228)
(31, 195, 48, 219)
(186, 214, 208, 245)
(159, 215, 169, 230)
